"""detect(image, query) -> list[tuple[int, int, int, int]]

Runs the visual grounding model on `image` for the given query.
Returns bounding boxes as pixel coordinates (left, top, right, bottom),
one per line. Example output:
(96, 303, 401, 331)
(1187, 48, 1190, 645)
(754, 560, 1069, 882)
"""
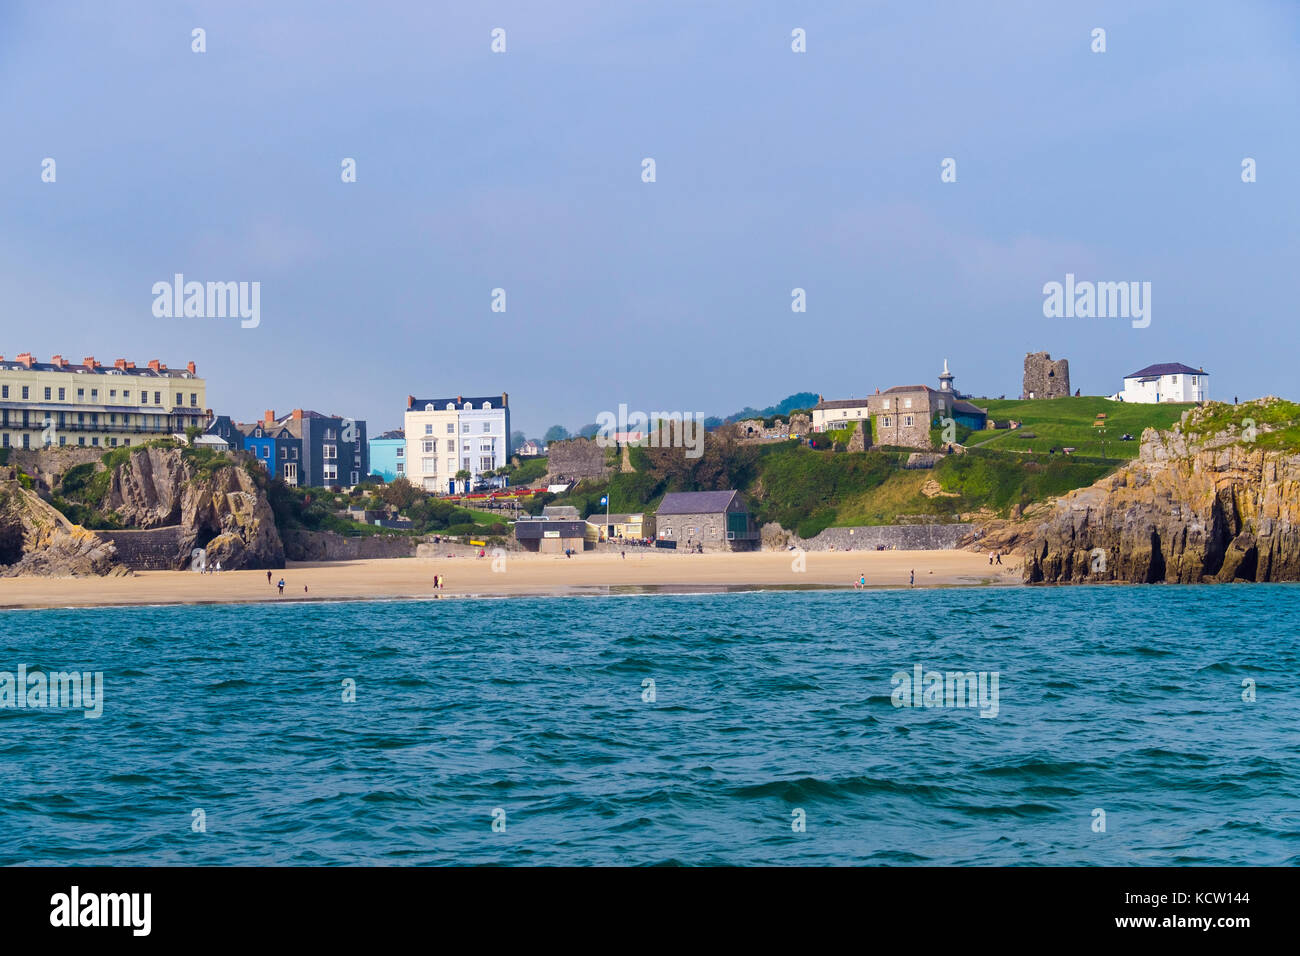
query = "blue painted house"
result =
(243, 418, 304, 486)
(368, 430, 406, 482)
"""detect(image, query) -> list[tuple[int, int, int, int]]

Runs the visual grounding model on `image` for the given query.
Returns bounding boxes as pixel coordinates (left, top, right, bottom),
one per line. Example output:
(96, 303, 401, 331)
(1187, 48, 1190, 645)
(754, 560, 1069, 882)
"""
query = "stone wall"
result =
(8, 446, 105, 489)
(284, 530, 421, 561)
(763, 522, 974, 551)
(99, 527, 183, 570)
(1023, 352, 1070, 400)
(545, 437, 610, 483)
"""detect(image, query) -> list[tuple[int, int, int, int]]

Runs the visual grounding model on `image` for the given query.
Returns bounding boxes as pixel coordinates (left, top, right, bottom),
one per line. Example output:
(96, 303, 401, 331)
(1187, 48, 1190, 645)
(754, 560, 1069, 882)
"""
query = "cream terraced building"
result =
(0, 352, 208, 451)
(403, 392, 510, 494)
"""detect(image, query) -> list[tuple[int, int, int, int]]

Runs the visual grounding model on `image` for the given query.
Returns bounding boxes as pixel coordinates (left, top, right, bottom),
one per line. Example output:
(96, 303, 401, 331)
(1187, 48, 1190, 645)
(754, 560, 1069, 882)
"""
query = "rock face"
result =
(105, 448, 284, 570)
(0, 481, 129, 577)
(1024, 402, 1300, 584)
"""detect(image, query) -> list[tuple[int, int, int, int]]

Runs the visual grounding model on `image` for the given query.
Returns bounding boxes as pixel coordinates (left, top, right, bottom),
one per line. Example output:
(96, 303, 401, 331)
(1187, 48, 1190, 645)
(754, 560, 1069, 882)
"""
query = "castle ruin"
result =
(1022, 352, 1070, 400)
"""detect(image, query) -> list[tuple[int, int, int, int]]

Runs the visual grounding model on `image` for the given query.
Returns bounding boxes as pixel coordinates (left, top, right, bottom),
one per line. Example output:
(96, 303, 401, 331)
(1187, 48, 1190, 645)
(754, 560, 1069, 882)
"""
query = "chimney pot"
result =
(265, 410, 275, 423)
(114, 358, 126, 370)
(186, 361, 196, 375)
(17, 352, 35, 368)
(82, 356, 95, 368)
(148, 359, 161, 371)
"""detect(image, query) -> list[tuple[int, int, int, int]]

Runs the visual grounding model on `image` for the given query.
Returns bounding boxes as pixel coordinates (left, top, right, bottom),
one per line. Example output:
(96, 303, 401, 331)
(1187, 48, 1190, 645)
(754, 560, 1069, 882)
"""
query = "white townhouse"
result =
(1113, 363, 1209, 404)
(403, 393, 510, 494)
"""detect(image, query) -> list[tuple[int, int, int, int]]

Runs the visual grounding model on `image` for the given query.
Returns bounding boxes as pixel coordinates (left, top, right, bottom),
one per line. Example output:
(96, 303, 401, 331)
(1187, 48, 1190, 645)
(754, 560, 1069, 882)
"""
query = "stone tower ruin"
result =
(1022, 352, 1070, 400)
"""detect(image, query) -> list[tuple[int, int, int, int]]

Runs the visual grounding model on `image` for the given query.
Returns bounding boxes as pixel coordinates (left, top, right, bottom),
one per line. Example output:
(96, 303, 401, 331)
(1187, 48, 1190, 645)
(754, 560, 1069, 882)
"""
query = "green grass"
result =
(1180, 399, 1300, 451)
(965, 396, 1189, 459)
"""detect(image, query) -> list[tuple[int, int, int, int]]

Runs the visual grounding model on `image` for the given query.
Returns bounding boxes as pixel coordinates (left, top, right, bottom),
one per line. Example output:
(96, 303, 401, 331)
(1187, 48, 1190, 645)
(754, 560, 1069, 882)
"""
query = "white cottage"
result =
(1113, 363, 1208, 404)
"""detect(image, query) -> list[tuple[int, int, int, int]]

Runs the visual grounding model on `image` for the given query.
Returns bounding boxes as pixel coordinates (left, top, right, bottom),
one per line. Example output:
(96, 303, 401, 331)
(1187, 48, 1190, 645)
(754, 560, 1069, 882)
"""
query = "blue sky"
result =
(2, 1, 1297, 437)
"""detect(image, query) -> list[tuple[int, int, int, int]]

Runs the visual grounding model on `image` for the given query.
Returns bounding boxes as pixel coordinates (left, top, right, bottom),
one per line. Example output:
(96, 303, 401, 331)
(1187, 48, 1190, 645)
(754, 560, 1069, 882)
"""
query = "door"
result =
(283, 462, 298, 486)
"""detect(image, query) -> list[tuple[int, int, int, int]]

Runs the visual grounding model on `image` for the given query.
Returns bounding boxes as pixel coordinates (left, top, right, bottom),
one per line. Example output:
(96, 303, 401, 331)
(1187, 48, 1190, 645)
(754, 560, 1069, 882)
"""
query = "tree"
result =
(510, 430, 528, 449)
(543, 425, 570, 443)
(576, 423, 599, 439)
(380, 476, 421, 511)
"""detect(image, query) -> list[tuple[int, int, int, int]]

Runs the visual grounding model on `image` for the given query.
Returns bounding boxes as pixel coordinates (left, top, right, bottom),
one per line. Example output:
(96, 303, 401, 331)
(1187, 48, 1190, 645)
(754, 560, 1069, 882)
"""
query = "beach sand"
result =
(0, 549, 1020, 610)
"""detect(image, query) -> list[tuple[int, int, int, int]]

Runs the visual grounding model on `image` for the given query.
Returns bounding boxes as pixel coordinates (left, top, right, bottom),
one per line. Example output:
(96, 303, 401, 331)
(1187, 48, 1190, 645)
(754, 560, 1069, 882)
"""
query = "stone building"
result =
(544, 437, 610, 483)
(654, 490, 756, 550)
(514, 518, 595, 553)
(866, 386, 940, 449)
(1023, 352, 1070, 400)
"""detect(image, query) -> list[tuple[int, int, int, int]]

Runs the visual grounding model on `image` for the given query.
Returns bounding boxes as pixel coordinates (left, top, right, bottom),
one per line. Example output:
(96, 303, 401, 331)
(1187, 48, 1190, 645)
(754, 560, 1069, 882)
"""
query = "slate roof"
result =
(407, 395, 507, 411)
(1125, 363, 1206, 379)
(813, 397, 871, 410)
(952, 400, 988, 416)
(883, 384, 941, 395)
(657, 490, 741, 515)
(515, 520, 588, 539)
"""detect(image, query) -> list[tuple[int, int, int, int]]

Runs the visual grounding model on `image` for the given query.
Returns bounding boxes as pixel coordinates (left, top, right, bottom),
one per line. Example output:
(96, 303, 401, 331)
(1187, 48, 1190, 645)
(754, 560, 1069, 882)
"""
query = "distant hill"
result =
(704, 392, 818, 429)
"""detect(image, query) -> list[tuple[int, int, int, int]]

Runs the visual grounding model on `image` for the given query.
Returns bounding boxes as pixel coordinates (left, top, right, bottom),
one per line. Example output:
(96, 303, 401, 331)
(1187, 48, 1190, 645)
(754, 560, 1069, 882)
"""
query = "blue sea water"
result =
(1, 585, 1298, 866)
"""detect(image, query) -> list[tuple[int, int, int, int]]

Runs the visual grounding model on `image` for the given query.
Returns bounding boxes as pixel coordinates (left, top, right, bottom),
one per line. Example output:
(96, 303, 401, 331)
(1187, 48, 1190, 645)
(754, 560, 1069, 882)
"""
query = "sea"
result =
(1, 585, 1297, 866)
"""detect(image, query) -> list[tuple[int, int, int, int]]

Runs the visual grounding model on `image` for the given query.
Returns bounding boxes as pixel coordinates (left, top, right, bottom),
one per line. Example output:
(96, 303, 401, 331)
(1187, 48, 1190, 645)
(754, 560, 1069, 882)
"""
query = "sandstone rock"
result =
(0, 480, 129, 577)
(1023, 402, 1300, 584)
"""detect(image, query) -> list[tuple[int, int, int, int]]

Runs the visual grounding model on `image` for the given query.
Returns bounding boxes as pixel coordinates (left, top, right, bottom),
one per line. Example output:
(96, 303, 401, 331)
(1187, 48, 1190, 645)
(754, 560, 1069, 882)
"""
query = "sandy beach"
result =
(0, 549, 1020, 610)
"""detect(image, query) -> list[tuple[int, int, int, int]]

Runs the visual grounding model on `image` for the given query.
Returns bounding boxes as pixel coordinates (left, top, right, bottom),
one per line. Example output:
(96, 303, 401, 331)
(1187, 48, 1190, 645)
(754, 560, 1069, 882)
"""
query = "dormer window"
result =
(445, 403, 455, 411)
(425, 403, 435, 411)
(482, 401, 491, 410)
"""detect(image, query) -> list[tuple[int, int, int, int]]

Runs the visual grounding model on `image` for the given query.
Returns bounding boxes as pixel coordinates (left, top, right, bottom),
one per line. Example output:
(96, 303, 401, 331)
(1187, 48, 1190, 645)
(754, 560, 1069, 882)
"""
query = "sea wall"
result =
(764, 522, 974, 552)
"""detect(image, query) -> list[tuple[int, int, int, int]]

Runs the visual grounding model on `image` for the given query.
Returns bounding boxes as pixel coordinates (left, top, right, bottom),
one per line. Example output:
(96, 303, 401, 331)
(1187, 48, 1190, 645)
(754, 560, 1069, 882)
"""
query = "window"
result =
(395, 463, 404, 475)
(479, 456, 493, 471)
(323, 444, 337, 459)
(482, 422, 491, 433)
(462, 441, 470, 452)
(425, 424, 432, 435)
(351, 471, 359, 485)
(882, 416, 893, 427)
(281, 447, 288, 459)
(1, 386, 6, 398)
(44, 387, 51, 400)
(462, 457, 471, 470)
(422, 440, 434, 453)
(447, 459, 455, 473)
(904, 415, 914, 427)
(154, 391, 161, 405)
(445, 403, 454, 411)
(422, 457, 437, 472)
(462, 423, 470, 433)
(59, 388, 65, 400)
(446, 423, 454, 434)
(22, 386, 29, 399)
(324, 428, 337, 440)
(483, 402, 492, 410)
(190, 393, 197, 406)
(479, 441, 493, 452)
(323, 463, 338, 482)
(904, 398, 912, 409)
(175, 393, 181, 406)
(396, 447, 404, 458)
(123, 390, 129, 401)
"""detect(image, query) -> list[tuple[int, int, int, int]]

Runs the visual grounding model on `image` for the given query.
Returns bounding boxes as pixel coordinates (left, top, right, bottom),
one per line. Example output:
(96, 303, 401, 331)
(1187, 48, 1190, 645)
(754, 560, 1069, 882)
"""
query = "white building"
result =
(404, 393, 510, 494)
(1112, 363, 1209, 404)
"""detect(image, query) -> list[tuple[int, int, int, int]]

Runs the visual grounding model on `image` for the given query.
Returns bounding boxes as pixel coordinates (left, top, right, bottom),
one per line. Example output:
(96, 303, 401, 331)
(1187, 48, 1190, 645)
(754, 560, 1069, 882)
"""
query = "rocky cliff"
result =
(0, 481, 128, 577)
(104, 448, 284, 570)
(1023, 399, 1300, 584)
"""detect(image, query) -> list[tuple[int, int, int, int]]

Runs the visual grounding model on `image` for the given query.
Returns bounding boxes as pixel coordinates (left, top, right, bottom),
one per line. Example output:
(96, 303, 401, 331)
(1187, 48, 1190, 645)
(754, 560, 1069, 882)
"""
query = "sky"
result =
(2, 1, 1297, 438)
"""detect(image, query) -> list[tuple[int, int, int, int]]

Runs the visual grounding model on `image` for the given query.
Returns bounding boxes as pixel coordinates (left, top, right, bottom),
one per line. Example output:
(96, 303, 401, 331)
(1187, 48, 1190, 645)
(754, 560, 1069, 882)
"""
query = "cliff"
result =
(105, 447, 284, 570)
(0, 481, 129, 577)
(1023, 398, 1300, 584)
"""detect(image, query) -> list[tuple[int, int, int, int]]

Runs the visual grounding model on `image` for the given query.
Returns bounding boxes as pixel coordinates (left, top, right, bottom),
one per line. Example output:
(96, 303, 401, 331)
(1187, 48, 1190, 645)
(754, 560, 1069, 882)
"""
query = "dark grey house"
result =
(654, 490, 757, 550)
(273, 409, 368, 488)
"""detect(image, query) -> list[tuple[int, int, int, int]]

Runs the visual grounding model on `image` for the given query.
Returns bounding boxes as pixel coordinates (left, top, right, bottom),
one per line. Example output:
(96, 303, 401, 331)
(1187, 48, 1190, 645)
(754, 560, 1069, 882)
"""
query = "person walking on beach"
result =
(856, 572, 866, 589)
(277, 578, 285, 595)
(267, 570, 272, 584)
(910, 569, 915, 587)
(989, 551, 995, 565)
(995, 551, 1002, 565)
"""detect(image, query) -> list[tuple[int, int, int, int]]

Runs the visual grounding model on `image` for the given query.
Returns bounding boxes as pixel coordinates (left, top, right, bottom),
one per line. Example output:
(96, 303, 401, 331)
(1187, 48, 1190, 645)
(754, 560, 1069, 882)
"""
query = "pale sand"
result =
(0, 549, 1021, 610)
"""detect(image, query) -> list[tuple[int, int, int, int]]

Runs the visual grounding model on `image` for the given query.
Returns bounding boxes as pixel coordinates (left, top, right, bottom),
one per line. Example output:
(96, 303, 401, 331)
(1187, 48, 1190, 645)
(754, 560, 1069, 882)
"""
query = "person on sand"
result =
(267, 570, 272, 584)
(277, 578, 285, 595)
(995, 551, 1002, 565)
(215, 561, 221, 573)
(989, 551, 995, 565)
(304, 585, 308, 594)
(910, 569, 915, 587)
(621, 550, 625, 559)
(855, 573, 865, 589)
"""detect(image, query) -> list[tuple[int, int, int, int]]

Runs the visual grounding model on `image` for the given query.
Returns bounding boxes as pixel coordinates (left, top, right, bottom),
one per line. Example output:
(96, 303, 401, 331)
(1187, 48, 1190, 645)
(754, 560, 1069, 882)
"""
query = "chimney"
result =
(264, 409, 275, 424)
(114, 358, 127, 370)
(407, 395, 415, 409)
(501, 392, 508, 407)
(291, 409, 303, 420)
(148, 359, 161, 371)
(82, 356, 95, 369)
(17, 352, 34, 368)
(125, 361, 136, 369)
(186, 361, 196, 375)
(51, 354, 65, 368)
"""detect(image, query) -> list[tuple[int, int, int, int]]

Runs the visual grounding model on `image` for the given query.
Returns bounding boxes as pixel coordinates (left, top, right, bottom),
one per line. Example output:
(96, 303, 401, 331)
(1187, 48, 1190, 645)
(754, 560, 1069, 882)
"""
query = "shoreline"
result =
(0, 549, 1020, 611)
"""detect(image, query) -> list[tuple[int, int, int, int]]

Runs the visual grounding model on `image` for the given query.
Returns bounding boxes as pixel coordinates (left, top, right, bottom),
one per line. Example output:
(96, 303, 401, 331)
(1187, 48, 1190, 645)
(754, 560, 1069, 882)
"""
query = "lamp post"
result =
(601, 494, 609, 546)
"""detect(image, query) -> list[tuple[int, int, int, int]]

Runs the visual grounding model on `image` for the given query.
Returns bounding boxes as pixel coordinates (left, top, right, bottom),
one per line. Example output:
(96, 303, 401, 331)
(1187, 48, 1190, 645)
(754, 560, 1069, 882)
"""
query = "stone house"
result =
(654, 490, 756, 550)
(810, 397, 872, 433)
(866, 386, 940, 449)
(514, 518, 596, 553)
